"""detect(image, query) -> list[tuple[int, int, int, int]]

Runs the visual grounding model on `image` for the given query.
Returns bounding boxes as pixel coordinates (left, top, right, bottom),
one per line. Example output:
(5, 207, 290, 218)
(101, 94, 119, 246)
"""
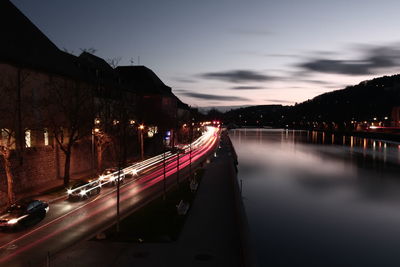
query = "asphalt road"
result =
(0, 127, 219, 267)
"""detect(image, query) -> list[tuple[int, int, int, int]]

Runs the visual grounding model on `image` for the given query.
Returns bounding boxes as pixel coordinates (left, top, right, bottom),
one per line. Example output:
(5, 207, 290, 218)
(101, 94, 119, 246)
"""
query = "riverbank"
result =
(50, 131, 255, 267)
(232, 126, 400, 143)
(297, 128, 400, 143)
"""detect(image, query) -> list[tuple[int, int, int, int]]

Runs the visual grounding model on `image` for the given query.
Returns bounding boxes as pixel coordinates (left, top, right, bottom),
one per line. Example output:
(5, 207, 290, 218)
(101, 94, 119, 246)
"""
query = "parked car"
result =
(0, 199, 49, 230)
(99, 168, 125, 186)
(67, 180, 101, 200)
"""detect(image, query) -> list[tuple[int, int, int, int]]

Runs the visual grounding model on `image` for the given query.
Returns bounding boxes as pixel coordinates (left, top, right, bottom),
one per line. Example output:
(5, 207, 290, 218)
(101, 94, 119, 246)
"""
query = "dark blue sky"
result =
(11, 0, 400, 108)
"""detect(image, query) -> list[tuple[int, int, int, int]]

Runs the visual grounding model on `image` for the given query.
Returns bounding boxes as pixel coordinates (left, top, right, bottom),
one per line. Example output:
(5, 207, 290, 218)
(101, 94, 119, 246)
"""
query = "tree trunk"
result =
(63, 151, 71, 187)
(16, 68, 24, 165)
(122, 127, 127, 167)
(4, 152, 15, 205)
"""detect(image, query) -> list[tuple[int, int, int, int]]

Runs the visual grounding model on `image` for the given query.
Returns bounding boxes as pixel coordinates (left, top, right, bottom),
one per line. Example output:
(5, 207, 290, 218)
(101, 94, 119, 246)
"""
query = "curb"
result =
(223, 132, 258, 267)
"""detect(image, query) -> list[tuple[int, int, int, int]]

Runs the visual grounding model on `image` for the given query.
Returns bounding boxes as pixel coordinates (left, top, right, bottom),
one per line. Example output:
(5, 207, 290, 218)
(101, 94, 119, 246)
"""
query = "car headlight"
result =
(8, 218, 19, 224)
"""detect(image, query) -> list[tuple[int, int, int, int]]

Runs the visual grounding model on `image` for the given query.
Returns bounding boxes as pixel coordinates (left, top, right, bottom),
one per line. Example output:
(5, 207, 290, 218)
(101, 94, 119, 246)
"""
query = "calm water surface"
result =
(230, 129, 400, 267)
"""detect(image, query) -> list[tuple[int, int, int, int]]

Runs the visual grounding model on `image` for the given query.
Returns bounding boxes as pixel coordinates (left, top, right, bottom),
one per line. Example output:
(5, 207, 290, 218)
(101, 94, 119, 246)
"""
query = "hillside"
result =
(220, 74, 400, 127)
(289, 74, 400, 122)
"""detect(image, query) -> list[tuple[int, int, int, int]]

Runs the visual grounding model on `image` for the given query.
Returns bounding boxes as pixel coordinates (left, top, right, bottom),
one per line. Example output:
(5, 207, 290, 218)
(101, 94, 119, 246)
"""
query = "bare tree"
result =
(0, 128, 16, 205)
(62, 48, 75, 55)
(46, 78, 95, 186)
(107, 57, 122, 69)
(93, 127, 112, 174)
(0, 68, 31, 204)
(80, 47, 97, 54)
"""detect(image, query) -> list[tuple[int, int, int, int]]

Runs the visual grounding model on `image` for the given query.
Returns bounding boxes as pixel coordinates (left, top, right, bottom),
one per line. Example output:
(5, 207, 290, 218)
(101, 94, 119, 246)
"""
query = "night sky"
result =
(11, 0, 400, 108)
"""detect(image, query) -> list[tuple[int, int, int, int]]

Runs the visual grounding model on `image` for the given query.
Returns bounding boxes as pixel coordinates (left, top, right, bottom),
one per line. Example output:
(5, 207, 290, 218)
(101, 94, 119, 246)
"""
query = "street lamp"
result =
(163, 144, 166, 200)
(189, 122, 193, 181)
(139, 124, 145, 160)
(176, 147, 180, 186)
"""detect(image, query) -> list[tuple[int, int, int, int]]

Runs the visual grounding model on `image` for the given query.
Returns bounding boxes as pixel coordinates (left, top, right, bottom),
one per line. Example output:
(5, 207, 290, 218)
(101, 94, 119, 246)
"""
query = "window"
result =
(25, 130, 31, 148)
(27, 201, 38, 212)
(44, 129, 49, 146)
(148, 126, 158, 138)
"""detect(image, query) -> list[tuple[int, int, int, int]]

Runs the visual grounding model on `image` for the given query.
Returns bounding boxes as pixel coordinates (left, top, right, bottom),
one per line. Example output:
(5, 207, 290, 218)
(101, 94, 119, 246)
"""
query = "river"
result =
(230, 129, 400, 267)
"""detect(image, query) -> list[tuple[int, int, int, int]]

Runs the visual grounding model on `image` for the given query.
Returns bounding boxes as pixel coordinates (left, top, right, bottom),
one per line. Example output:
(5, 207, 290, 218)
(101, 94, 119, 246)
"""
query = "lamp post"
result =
(139, 124, 144, 160)
(176, 147, 180, 186)
(189, 122, 193, 180)
(116, 118, 123, 234)
(91, 129, 96, 171)
(116, 164, 121, 233)
(92, 119, 101, 172)
(163, 145, 166, 200)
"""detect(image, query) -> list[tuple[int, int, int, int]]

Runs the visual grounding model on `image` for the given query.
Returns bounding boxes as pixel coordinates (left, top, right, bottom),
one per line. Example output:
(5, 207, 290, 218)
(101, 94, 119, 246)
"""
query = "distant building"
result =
(116, 66, 178, 131)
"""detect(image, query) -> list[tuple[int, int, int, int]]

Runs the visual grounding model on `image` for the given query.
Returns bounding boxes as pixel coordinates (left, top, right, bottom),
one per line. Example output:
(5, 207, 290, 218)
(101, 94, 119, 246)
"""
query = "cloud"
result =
(303, 79, 332, 85)
(298, 43, 400, 75)
(200, 70, 273, 83)
(174, 78, 196, 83)
(231, 86, 264, 90)
(181, 92, 250, 101)
(300, 59, 371, 75)
(266, 53, 299, 58)
(265, 99, 294, 104)
(173, 88, 187, 93)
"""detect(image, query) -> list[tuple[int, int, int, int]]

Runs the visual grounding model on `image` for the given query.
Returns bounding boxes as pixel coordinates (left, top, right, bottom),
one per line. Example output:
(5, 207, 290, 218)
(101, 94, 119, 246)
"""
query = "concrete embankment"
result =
(51, 130, 256, 267)
(221, 131, 258, 267)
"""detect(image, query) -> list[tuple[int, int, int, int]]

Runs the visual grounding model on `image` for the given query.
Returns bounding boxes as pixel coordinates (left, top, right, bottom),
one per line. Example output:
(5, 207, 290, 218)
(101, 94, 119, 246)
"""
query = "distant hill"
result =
(289, 74, 400, 122)
(222, 105, 289, 126)
(221, 74, 400, 127)
(198, 105, 251, 114)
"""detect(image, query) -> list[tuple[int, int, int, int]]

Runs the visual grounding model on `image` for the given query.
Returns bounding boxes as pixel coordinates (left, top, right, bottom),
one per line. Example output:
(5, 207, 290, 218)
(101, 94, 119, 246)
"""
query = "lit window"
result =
(44, 128, 49, 146)
(25, 130, 31, 148)
(147, 126, 158, 138)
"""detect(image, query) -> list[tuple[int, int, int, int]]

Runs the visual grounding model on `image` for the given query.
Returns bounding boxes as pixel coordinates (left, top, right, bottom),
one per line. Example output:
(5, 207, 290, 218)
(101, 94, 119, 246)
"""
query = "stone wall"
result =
(0, 140, 95, 195)
(0, 135, 141, 205)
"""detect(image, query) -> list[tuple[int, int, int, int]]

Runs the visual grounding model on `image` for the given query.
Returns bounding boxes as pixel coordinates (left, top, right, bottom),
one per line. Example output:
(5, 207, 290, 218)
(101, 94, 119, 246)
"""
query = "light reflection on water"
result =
(231, 129, 400, 267)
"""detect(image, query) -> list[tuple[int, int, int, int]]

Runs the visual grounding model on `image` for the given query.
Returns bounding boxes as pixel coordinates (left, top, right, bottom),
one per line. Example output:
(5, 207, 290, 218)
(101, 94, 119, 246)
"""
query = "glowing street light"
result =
(139, 124, 145, 160)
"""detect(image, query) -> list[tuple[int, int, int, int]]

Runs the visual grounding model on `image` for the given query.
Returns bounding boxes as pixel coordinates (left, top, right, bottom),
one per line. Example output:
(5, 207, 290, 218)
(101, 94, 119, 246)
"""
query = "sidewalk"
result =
(50, 132, 252, 266)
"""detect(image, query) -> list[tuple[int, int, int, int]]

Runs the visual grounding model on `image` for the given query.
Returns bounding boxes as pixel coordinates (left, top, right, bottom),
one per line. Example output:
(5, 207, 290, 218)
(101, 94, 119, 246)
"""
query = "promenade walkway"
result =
(51, 131, 250, 266)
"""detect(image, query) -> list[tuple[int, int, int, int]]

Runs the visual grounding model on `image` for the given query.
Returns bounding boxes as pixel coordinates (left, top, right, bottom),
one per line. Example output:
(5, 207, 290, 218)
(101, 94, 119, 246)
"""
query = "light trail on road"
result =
(0, 126, 219, 266)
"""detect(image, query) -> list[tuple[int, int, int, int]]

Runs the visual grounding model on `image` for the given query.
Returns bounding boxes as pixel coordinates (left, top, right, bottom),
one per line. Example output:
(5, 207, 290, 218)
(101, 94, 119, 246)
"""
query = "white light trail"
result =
(66, 126, 218, 196)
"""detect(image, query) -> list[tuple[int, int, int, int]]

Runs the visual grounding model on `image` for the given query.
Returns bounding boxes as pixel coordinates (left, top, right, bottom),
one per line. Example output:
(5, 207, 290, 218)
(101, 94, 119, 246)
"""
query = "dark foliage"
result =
(220, 74, 400, 127)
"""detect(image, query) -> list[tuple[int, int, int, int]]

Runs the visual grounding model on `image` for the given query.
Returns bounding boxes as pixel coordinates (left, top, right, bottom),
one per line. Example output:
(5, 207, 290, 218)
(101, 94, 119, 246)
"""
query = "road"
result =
(0, 126, 219, 267)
